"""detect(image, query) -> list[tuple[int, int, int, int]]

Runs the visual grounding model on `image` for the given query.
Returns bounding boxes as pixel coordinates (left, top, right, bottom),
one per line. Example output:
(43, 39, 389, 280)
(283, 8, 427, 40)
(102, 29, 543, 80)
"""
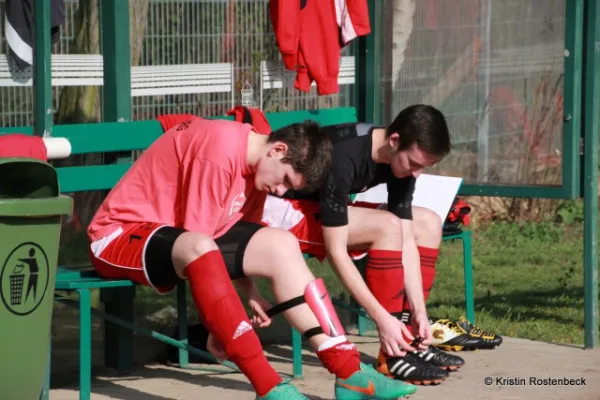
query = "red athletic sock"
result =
(365, 249, 404, 314)
(419, 246, 439, 302)
(184, 251, 281, 396)
(401, 246, 440, 335)
(317, 337, 361, 379)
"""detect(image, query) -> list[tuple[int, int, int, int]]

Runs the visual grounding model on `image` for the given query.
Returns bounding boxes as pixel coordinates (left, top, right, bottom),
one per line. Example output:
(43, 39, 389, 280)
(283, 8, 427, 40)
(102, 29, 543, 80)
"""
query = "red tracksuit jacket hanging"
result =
(270, 0, 370, 96)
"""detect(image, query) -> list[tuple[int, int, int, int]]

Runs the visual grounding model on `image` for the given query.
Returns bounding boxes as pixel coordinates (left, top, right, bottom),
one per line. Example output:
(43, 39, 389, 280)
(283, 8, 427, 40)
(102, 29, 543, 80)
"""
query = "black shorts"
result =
(145, 221, 263, 288)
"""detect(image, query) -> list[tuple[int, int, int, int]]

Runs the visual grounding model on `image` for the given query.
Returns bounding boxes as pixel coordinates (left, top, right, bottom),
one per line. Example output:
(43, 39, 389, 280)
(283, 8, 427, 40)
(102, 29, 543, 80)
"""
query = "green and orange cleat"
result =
(335, 362, 418, 399)
(257, 381, 309, 399)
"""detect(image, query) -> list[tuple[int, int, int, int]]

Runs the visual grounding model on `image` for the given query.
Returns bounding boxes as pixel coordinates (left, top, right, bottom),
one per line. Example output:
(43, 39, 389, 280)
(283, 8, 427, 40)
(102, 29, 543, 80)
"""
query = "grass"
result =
(426, 220, 587, 346)
(61, 217, 592, 347)
(289, 219, 589, 346)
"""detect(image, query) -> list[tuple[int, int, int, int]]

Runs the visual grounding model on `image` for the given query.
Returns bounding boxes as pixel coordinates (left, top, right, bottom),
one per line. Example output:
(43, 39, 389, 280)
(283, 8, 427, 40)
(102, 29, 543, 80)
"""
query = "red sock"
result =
(365, 250, 408, 353)
(184, 251, 281, 396)
(401, 246, 440, 335)
(317, 337, 361, 379)
(365, 249, 404, 314)
(419, 246, 439, 302)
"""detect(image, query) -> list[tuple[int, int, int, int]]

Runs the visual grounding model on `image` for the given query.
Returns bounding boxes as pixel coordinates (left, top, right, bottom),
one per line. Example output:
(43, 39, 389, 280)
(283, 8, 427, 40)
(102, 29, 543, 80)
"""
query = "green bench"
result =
(0, 106, 474, 398)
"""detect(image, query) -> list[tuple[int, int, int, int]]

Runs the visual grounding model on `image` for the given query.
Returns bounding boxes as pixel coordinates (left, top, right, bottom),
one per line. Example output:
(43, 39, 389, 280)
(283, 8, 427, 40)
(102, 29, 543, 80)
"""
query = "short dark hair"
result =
(386, 104, 451, 159)
(268, 120, 333, 192)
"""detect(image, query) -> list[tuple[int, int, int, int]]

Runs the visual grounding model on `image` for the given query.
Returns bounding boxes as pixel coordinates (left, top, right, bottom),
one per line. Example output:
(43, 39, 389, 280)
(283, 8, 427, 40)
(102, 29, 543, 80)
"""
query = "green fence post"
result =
(292, 328, 303, 378)
(562, 0, 584, 198)
(99, 0, 135, 372)
(101, 0, 132, 122)
(32, 0, 53, 136)
(582, 0, 600, 349)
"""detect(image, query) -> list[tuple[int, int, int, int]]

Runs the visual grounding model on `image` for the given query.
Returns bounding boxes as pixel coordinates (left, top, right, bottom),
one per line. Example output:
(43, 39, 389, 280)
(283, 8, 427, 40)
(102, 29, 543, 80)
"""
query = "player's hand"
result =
(411, 311, 432, 351)
(206, 333, 227, 362)
(377, 312, 416, 356)
(248, 293, 272, 328)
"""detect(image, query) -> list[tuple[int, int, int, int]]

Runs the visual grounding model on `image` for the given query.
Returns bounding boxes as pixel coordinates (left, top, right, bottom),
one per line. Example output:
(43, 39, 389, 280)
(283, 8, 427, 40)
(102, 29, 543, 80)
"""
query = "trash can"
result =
(0, 158, 73, 400)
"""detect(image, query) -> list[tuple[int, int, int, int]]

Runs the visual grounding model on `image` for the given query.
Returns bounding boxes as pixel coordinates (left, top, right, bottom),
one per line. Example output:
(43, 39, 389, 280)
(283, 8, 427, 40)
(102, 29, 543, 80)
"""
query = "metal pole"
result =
(33, 0, 53, 136)
(56, 296, 241, 372)
(476, 0, 491, 181)
(101, 0, 132, 122)
(582, 0, 599, 349)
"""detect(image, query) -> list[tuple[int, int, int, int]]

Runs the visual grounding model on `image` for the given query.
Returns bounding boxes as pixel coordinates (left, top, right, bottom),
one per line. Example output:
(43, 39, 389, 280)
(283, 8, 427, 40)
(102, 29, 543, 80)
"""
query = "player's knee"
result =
(172, 232, 219, 271)
(381, 213, 404, 242)
(260, 227, 301, 258)
(414, 207, 443, 238)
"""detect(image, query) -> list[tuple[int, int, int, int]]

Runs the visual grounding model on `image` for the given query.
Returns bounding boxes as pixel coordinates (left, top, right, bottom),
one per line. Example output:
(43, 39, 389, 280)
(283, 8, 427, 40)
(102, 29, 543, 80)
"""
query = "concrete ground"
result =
(50, 334, 600, 400)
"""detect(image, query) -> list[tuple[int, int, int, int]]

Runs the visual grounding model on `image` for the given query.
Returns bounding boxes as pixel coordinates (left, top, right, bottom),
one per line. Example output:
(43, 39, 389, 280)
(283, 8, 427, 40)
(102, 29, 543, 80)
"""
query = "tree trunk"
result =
(55, 0, 150, 124)
(130, 0, 151, 67)
(55, 0, 101, 125)
(56, 0, 150, 238)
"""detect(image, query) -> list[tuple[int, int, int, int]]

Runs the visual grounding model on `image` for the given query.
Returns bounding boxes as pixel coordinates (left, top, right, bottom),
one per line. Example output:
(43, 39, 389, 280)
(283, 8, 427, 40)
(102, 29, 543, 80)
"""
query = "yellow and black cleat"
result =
(430, 319, 489, 351)
(454, 316, 503, 348)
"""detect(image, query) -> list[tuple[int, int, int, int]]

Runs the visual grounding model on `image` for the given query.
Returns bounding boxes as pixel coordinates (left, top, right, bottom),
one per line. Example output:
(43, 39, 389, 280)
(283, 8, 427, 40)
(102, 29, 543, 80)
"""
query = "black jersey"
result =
(284, 123, 416, 227)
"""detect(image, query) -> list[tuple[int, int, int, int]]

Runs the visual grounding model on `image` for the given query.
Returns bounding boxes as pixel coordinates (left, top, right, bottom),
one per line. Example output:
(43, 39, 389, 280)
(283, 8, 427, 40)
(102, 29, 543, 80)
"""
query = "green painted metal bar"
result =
(177, 281, 190, 368)
(99, 1, 134, 373)
(78, 289, 92, 400)
(354, 28, 366, 121)
(582, 0, 599, 349)
(57, 164, 132, 193)
(100, 0, 132, 121)
(461, 232, 475, 324)
(363, 0, 383, 124)
(291, 328, 303, 378)
(32, 0, 53, 136)
(562, 0, 584, 198)
(56, 296, 241, 373)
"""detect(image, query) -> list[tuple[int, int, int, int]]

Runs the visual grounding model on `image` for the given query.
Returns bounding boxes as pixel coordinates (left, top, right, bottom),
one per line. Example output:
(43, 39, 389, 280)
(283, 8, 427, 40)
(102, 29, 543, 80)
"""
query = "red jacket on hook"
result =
(270, 0, 370, 96)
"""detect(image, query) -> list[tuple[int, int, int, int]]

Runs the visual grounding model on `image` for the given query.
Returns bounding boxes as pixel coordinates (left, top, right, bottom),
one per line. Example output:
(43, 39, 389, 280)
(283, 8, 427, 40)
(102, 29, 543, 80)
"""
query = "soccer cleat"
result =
(430, 319, 487, 351)
(414, 346, 465, 371)
(454, 316, 503, 347)
(335, 362, 418, 399)
(376, 350, 449, 385)
(257, 381, 309, 399)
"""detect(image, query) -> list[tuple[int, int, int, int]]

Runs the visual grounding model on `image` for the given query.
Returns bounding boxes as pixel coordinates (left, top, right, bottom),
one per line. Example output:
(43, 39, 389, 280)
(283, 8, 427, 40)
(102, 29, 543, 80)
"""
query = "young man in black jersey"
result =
(260, 104, 492, 385)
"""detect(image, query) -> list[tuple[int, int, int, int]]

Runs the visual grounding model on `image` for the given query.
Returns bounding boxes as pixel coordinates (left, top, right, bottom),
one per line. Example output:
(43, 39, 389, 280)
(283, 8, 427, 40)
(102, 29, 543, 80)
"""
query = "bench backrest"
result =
(0, 107, 357, 193)
(0, 54, 234, 104)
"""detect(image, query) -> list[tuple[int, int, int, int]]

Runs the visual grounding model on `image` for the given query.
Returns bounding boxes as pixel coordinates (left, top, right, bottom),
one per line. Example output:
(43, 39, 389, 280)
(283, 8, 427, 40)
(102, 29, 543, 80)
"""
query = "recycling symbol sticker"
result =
(1, 243, 50, 316)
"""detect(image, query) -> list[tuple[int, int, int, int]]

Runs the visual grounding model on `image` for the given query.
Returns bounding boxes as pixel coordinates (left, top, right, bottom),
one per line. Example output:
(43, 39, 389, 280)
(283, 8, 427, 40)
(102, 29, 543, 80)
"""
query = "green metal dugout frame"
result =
(362, 1, 584, 200)
(356, 0, 597, 347)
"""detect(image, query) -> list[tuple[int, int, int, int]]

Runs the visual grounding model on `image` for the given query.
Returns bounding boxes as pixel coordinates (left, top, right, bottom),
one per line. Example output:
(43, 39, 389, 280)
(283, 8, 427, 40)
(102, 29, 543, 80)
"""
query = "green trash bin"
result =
(0, 158, 73, 400)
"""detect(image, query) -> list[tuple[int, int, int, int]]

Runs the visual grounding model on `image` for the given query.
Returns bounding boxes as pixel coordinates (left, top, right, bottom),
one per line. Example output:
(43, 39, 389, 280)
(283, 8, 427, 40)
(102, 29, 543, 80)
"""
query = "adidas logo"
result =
(233, 321, 253, 340)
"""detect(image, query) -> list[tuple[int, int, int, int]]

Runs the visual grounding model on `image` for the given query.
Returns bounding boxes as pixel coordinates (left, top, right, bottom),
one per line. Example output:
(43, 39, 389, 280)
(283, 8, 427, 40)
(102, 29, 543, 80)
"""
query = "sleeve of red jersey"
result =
(270, 0, 300, 70)
(182, 159, 231, 236)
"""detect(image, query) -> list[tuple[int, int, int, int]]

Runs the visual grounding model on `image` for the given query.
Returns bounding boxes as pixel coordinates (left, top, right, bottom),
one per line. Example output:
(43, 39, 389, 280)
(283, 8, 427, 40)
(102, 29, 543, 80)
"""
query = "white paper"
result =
(352, 173, 463, 222)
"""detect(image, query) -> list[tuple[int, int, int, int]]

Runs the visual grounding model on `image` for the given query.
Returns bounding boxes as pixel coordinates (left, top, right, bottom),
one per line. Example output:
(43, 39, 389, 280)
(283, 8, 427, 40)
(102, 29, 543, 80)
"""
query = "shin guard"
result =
(267, 278, 345, 339)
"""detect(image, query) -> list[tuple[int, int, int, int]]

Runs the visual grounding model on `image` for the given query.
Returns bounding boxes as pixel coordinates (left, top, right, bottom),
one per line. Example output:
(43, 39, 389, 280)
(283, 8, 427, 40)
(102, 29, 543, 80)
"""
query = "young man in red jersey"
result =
(88, 117, 417, 399)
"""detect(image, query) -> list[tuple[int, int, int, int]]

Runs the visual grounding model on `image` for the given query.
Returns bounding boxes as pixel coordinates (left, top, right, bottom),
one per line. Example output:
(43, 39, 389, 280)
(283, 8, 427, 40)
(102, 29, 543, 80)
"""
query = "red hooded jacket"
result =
(270, 0, 370, 95)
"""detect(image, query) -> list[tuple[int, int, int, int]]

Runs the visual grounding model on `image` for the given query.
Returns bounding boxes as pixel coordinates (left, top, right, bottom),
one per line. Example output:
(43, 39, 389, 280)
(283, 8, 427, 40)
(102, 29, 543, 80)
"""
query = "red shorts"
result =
(261, 197, 382, 261)
(89, 222, 176, 294)
(89, 221, 262, 294)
